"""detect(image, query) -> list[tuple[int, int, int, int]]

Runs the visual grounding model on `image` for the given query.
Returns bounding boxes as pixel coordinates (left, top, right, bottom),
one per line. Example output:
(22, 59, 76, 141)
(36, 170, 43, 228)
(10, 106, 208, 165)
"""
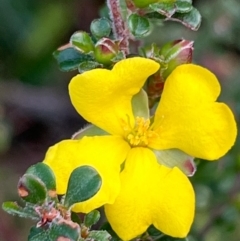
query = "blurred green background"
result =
(0, 0, 239, 240)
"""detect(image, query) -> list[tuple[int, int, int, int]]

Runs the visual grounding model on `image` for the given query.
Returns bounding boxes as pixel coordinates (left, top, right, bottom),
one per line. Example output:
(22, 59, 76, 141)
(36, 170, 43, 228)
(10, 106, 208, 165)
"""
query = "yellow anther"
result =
(124, 117, 156, 147)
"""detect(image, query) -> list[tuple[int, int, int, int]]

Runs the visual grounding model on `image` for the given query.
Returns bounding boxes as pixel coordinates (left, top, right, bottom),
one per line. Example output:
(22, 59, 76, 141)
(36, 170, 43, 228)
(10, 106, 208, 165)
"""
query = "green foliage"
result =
(87, 230, 111, 241)
(53, 47, 94, 72)
(128, 14, 152, 38)
(90, 18, 112, 39)
(52, 0, 200, 71)
(26, 163, 56, 192)
(84, 210, 101, 228)
(171, 7, 201, 31)
(141, 39, 193, 107)
(70, 31, 95, 53)
(28, 221, 80, 241)
(78, 61, 101, 73)
(18, 174, 47, 204)
(2, 163, 104, 241)
(2, 202, 39, 220)
(148, 1, 201, 31)
(64, 166, 102, 209)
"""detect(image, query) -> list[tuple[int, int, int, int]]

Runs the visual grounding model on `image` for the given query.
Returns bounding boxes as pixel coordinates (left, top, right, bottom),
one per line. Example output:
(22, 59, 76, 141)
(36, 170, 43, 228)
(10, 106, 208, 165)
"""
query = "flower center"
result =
(124, 117, 156, 147)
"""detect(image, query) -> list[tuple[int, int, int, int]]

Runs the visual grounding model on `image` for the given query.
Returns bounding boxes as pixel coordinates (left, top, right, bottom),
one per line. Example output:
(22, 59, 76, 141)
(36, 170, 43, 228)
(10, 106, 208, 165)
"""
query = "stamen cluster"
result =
(126, 117, 155, 147)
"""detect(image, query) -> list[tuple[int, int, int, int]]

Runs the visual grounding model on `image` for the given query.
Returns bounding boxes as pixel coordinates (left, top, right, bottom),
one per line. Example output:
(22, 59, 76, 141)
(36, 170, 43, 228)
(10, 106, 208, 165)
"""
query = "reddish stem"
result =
(107, 0, 130, 55)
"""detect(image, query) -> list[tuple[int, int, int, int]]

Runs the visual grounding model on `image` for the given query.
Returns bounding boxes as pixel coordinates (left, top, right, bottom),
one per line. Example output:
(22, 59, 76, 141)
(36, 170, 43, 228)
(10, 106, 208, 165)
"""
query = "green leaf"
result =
(150, 1, 193, 16)
(84, 210, 100, 227)
(70, 31, 94, 53)
(71, 212, 82, 224)
(170, 7, 201, 31)
(18, 174, 47, 204)
(175, 0, 193, 13)
(64, 166, 102, 208)
(78, 61, 101, 73)
(88, 230, 111, 241)
(150, 2, 176, 17)
(28, 227, 49, 241)
(49, 220, 80, 241)
(26, 163, 56, 197)
(149, 1, 198, 30)
(53, 47, 93, 72)
(2, 201, 39, 220)
(128, 14, 152, 38)
(28, 221, 80, 241)
(90, 18, 112, 39)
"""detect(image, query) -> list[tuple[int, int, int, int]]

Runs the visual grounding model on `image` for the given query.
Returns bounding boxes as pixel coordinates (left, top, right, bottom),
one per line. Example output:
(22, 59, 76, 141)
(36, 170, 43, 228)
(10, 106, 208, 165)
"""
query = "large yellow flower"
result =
(43, 57, 237, 240)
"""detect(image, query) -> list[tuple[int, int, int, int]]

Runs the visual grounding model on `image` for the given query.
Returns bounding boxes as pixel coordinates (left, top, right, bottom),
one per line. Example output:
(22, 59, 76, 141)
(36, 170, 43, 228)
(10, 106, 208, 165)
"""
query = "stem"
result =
(107, 0, 130, 55)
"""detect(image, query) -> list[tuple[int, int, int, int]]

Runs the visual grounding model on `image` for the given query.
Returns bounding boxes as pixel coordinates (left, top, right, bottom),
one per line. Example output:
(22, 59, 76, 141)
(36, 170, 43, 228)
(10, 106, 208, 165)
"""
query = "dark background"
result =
(0, 0, 240, 240)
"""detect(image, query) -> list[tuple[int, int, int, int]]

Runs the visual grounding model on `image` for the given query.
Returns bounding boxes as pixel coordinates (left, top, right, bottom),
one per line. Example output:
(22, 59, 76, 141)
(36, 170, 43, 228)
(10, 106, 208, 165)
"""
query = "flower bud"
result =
(160, 39, 193, 63)
(160, 39, 194, 79)
(70, 31, 94, 53)
(94, 38, 119, 65)
(146, 40, 194, 107)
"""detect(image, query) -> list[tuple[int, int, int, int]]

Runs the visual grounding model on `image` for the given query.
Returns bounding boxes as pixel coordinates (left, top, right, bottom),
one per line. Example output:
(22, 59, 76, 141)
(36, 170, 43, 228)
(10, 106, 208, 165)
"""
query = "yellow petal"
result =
(105, 147, 195, 240)
(69, 57, 159, 136)
(150, 64, 237, 160)
(43, 136, 130, 213)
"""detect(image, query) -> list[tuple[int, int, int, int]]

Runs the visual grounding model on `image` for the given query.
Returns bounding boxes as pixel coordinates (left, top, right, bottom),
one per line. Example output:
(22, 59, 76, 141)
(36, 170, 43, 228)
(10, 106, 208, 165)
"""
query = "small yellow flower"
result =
(43, 57, 237, 240)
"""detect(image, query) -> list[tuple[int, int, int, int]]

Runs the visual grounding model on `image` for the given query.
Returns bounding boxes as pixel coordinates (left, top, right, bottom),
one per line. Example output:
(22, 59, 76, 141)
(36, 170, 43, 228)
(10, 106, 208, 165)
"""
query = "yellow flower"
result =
(43, 57, 237, 240)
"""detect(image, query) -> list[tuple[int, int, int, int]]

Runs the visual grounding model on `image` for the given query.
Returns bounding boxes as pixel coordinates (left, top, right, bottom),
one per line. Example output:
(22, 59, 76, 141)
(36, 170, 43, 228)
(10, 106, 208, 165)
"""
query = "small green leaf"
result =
(70, 31, 95, 53)
(28, 221, 80, 241)
(170, 7, 201, 31)
(88, 230, 111, 241)
(78, 61, 101, 73)
(84, 210, 100, 227)
(2, 201, 39, 220)
(90, 18, 112, 39)
(18, 174, 47, 204)
(150, 2, 176, 17)
(49, 220, 80, 240)
(64, 166, 102, 208)
(175, 0, 193, 13)
(128, 14, 152, 38)
(71, 212, 82, 224)
(53, 47, 93, 72)
(26, 163, 56, 197)
(28, 226, 49, 241)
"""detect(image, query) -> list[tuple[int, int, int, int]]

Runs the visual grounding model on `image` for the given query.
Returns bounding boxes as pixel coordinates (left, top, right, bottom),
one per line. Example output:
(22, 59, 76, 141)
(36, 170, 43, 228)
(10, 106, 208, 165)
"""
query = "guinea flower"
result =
(43, 57, 237, 240)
